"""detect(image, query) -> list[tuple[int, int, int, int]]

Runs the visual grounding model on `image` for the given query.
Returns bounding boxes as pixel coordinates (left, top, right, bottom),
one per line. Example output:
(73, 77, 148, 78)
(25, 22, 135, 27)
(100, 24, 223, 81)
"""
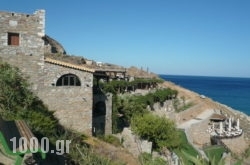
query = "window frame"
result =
(56, 74, 81, 86)
(8, 32, 20, 46)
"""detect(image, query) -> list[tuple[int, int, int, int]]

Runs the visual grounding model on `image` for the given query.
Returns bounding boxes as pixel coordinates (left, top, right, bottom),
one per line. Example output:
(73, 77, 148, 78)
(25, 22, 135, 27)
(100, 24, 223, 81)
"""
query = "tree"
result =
(131, 113, 180, 150)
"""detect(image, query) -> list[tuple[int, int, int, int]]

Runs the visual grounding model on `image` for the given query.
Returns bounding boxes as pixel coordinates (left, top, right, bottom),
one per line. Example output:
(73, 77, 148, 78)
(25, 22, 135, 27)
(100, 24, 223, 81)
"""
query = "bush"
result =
(112, 88, 178, 133)
(131, 113, 180, 150)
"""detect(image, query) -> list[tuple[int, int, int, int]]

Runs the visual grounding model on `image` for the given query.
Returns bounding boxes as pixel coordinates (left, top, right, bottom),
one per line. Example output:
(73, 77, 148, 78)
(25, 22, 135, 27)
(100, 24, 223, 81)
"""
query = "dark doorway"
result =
(92, 101, 106, 136)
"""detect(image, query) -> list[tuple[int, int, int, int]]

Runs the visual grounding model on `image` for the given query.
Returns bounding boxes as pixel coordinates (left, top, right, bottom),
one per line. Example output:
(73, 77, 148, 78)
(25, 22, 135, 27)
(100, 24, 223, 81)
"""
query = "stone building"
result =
(0, 9, 112, 135)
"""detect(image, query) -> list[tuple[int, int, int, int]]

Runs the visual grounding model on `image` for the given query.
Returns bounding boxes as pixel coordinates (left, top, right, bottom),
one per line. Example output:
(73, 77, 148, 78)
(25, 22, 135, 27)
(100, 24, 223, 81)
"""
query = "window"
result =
(56, 74, 81, 86)
(8, 33, 19, 46)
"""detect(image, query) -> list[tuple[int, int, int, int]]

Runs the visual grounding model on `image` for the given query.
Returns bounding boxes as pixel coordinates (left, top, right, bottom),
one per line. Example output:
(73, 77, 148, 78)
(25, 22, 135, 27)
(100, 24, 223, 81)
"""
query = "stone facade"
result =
(0, 10, 112, 136)
(39, 61, 94, 134)
(0, 10, 45, 91)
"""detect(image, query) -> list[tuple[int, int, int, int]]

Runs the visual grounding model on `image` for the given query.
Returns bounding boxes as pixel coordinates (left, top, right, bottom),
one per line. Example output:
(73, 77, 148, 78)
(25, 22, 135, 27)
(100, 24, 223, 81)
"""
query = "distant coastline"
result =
(160, 74, 250, 116)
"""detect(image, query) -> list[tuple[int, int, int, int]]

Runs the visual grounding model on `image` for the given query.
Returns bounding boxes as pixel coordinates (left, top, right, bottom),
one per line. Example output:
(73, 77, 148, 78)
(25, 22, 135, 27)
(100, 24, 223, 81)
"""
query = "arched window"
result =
(56, 74, 81, 86)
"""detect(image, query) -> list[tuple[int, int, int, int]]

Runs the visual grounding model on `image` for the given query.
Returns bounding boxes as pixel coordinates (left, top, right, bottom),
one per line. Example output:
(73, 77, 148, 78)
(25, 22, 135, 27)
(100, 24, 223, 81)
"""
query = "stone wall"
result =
(0, 10, 45, 91)
(105, 93, 113, 135)
(38, 62, 93, 134)
(93, 93, 113, 135)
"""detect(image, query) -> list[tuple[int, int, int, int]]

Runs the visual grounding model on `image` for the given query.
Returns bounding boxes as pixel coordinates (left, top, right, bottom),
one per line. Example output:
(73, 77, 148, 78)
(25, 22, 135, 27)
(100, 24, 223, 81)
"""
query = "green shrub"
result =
(131, 113, 180, 150)
(112, 88, 178, 133)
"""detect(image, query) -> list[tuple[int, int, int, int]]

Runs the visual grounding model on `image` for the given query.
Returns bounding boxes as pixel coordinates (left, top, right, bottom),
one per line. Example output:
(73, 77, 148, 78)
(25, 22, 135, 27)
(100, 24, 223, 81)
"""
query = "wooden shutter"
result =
(8, 33, 19, 46)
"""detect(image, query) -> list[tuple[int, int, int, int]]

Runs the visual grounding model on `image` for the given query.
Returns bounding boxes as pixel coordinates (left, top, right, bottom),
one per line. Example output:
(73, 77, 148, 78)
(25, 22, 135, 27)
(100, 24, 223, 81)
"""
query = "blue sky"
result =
(1, 0, 250, 77)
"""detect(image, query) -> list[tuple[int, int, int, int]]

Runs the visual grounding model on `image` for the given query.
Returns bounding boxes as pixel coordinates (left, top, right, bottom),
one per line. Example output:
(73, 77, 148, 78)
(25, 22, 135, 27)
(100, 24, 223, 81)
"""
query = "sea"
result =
(159, 75, 250, 116)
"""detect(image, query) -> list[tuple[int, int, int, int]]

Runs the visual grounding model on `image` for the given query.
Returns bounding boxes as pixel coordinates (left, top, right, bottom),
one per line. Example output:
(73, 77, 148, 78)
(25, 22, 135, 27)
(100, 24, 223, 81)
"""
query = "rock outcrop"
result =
(43, 35, 67, 54)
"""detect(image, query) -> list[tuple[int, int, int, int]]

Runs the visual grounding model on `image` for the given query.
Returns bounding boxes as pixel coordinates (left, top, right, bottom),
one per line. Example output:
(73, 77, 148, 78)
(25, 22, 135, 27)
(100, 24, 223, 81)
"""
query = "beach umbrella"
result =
(237, 118, 240, 131)
(219, 122, 223, 135)
(228, 117, 231, 132)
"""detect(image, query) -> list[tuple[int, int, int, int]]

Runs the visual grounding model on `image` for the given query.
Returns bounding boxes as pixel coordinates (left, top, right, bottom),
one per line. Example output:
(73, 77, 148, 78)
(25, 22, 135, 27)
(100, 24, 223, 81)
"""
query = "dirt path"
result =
(178, 109, 214, 129)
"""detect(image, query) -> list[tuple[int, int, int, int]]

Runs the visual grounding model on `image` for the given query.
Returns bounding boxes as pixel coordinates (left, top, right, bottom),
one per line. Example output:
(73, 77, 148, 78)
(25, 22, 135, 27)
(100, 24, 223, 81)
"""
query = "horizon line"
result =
(158, 74, 250, 79)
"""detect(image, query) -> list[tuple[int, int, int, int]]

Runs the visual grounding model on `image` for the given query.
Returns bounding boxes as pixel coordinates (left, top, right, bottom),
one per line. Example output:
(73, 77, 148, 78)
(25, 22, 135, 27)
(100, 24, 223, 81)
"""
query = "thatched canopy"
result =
(210, 113, 227, 122)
